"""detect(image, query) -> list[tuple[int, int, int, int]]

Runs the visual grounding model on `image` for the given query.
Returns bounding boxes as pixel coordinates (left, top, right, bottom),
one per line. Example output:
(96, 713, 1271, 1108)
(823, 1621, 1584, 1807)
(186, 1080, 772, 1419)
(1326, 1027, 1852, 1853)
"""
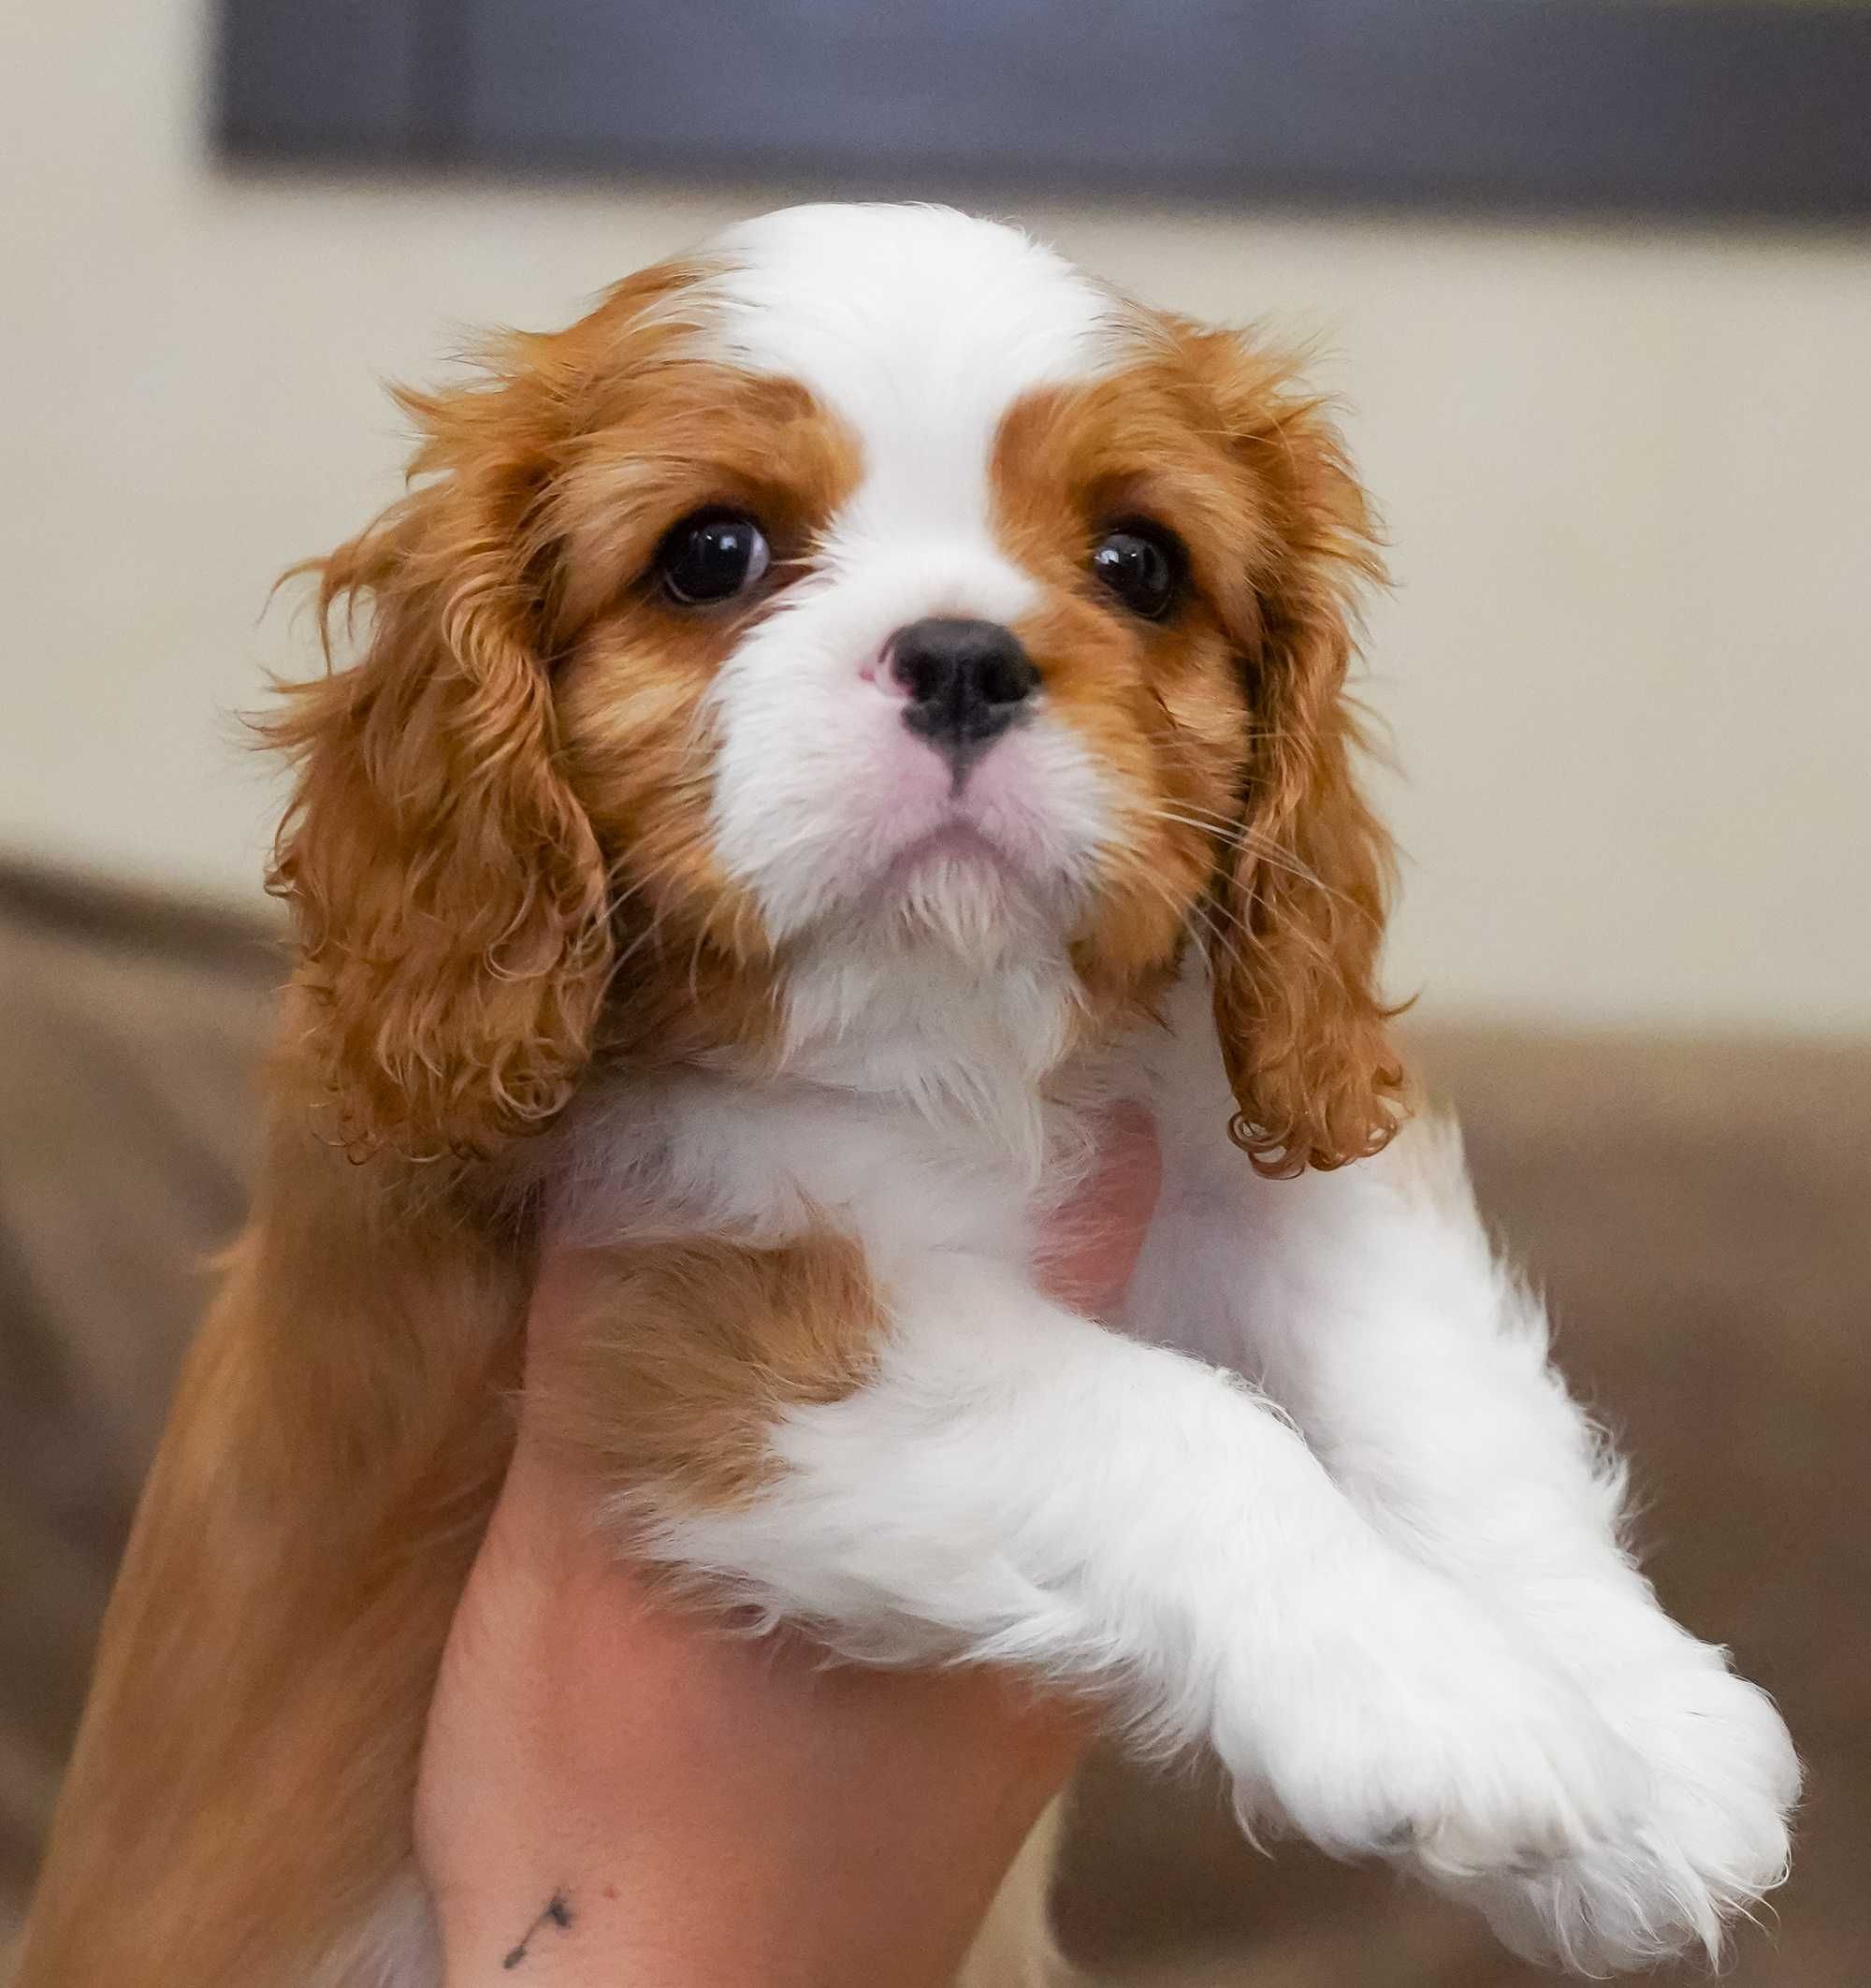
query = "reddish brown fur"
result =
(261, 263, 861, 1162)
(16, 1059, 526, 1985)
(995, 333, 1403, 1173)
(21, 254, 1405, 1986)
(1178, 324, 1404, 1174)
(536, 1234, 883, 1509)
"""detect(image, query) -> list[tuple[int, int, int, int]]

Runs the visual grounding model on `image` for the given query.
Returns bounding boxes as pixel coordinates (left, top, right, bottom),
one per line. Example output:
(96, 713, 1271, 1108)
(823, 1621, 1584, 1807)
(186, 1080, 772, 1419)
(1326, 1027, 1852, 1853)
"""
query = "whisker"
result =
(1124, 865, 1242, 980)
(1140, 804, 1361, 914)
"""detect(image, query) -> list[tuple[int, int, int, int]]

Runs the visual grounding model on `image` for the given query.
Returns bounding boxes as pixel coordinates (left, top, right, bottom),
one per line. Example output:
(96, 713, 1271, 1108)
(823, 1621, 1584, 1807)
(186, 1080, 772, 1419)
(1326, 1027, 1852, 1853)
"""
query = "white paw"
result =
(1444, 1651, 1799, 1972)
(1218, 1597, 1648, 1883)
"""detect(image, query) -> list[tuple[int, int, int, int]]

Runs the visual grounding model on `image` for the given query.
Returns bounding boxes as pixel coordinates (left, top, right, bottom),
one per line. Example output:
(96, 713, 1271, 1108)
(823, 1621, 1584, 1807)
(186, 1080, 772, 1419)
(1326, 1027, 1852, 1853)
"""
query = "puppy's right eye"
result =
(656, 510, 772, 605)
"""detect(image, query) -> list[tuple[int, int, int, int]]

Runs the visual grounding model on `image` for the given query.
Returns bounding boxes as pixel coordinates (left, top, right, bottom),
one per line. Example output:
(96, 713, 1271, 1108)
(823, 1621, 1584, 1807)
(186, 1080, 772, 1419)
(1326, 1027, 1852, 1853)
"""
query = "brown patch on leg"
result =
(535, 1231, 884, 1509)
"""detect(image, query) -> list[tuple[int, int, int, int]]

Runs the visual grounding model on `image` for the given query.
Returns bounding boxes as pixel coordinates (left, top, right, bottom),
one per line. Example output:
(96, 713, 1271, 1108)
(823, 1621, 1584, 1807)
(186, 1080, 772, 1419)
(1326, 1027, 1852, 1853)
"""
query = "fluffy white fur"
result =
(557, 950, 1794, 1973)
(1128, 966, 1799, 1966)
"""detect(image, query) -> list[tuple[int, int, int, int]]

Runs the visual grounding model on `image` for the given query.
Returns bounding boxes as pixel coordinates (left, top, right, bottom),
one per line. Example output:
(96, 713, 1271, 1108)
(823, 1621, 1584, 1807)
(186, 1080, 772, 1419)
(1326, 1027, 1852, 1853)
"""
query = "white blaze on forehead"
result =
(690, 204, 1124, 551)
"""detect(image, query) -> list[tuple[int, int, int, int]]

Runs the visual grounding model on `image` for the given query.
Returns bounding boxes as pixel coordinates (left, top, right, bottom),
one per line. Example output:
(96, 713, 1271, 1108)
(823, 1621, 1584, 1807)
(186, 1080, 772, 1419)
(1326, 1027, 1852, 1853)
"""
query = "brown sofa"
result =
(3, 860, 1866, 1983)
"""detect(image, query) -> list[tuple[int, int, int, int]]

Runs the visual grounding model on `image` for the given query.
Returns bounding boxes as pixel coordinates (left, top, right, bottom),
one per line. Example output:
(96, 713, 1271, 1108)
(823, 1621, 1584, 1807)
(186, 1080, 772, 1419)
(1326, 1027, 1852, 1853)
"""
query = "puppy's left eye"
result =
(656, 509, 772, 605)
(1091, 522, 1183, 621)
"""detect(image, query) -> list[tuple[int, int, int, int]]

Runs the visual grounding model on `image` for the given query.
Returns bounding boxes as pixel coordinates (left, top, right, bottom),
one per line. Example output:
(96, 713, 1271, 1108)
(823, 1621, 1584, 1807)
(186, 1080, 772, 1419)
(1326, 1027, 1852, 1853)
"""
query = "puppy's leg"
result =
(1128, 981, 1798, 1967)
(558, 1235, 1644, 1881)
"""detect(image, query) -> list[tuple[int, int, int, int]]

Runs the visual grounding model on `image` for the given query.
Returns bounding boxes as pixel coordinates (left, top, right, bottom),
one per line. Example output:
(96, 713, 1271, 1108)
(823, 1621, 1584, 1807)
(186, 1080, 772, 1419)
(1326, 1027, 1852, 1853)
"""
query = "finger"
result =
(1037, 1099, 1163, 1313)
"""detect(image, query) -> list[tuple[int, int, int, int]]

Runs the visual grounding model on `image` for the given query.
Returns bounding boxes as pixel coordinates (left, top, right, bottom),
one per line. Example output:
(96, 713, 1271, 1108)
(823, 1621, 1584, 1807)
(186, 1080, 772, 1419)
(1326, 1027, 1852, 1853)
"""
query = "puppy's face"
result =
(270, 206, 1400, 1174)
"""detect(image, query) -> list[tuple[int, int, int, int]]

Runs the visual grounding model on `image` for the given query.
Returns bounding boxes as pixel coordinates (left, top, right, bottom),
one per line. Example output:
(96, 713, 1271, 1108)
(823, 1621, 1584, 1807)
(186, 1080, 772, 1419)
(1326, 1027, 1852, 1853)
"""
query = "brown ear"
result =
(263, 356, 611, 1161)
(1195, 334, 1406, 1177)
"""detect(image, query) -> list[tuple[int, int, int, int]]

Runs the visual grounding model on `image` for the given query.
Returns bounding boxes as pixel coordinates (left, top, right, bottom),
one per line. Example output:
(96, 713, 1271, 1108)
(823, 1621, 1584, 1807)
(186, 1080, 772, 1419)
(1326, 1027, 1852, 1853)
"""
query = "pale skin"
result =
(416, 1108, 1164, 1988)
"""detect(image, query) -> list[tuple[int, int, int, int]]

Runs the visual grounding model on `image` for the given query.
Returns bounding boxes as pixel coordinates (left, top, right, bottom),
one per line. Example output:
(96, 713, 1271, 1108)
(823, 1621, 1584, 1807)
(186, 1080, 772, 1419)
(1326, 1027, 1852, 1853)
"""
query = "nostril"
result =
(893, 644, 953, 707)
(978, 646, 1039, 710)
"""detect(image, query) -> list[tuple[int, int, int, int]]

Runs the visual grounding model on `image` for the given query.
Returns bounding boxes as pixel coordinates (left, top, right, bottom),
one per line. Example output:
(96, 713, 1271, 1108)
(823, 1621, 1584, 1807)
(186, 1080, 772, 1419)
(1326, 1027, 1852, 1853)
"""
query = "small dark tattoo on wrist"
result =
(501, 1892, 573, 1969)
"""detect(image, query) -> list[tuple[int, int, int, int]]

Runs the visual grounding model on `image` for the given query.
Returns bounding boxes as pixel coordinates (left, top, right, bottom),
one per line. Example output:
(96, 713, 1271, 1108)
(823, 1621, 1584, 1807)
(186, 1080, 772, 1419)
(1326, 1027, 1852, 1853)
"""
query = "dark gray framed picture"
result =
(220, 1, 1871, 220)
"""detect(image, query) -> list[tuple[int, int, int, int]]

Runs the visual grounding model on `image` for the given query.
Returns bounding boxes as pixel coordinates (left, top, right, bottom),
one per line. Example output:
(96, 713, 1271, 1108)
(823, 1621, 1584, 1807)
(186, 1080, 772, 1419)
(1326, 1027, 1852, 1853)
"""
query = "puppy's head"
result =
(269, 204, 1401, 1175)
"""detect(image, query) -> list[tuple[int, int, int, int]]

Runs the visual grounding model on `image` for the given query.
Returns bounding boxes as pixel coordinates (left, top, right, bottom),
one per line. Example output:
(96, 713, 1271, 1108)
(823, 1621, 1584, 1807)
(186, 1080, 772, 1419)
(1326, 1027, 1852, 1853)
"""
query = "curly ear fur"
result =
(262, 353, 612, 1162)
(1193, 333, 1407, 1177)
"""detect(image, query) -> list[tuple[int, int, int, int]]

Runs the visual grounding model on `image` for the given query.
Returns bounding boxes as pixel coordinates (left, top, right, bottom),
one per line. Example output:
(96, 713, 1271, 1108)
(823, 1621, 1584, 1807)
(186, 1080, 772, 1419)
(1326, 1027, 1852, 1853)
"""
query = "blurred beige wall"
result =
(4, 0, 1867, 1032)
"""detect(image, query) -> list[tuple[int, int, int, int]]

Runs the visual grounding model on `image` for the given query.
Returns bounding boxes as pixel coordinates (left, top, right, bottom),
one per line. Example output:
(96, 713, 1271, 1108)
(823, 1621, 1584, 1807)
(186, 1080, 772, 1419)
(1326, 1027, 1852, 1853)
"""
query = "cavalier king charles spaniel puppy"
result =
(20, 204, 1795, 1987)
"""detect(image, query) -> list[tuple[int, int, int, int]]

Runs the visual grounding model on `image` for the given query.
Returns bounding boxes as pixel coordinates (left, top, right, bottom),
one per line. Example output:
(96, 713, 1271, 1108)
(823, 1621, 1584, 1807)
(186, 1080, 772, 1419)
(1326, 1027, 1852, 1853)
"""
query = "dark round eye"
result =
(1091, 522, 1182, 620)
(656, 509, 772, 605)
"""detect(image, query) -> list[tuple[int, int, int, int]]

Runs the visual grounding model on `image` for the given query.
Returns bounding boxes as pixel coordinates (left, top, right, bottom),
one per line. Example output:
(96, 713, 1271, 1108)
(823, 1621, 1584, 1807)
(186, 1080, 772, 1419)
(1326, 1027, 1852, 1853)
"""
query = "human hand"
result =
(416, 1104, 1161, 1988)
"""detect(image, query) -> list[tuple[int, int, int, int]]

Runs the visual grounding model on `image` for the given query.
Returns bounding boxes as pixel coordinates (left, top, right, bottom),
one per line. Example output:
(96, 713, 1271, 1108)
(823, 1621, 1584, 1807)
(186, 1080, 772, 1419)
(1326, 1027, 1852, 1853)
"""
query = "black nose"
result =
(891, 617, 1039, 760)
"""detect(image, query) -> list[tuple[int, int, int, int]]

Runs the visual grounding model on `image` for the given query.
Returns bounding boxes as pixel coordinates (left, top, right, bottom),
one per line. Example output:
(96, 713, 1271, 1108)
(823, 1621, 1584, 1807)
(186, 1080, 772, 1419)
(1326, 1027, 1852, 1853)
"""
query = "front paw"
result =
(1217, 1607, 1647, 1883)
(1448, 1651, 1799, 1971)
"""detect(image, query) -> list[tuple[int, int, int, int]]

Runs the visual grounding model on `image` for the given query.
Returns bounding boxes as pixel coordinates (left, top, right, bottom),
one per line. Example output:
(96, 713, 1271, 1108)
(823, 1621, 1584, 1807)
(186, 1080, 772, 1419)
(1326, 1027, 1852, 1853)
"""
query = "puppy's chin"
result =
(862, 833, 1065, 973)
(776, 839, 1089, 1156)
